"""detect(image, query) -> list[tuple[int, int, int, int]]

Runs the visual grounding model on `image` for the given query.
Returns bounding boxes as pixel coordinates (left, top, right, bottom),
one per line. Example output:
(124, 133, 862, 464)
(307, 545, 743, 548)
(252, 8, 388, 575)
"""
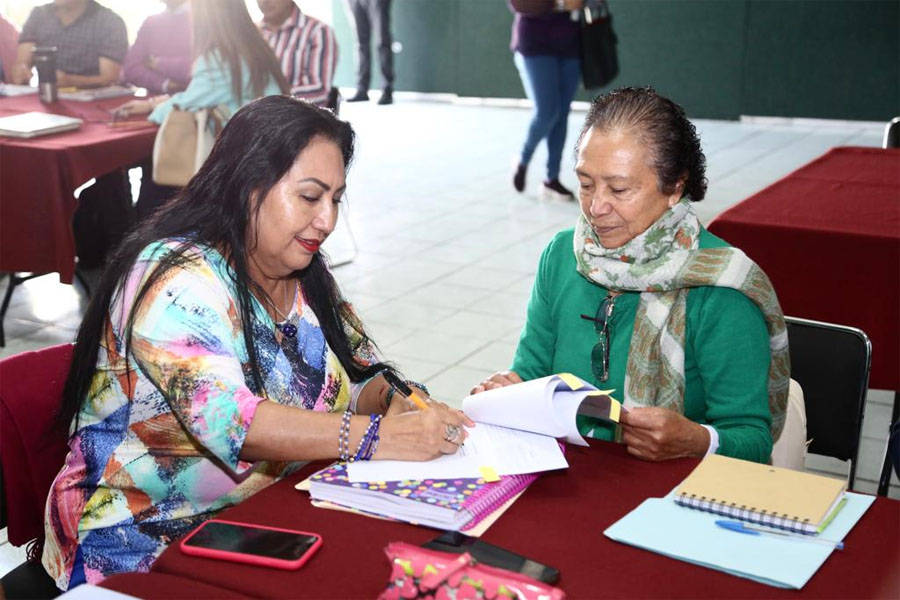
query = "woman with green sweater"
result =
(472, 87, 789, 463)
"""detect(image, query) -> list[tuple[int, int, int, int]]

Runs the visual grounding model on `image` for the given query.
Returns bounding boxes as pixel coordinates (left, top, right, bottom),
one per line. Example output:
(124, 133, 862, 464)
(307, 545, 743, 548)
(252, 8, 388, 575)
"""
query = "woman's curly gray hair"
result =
(576, 86, 708, 202)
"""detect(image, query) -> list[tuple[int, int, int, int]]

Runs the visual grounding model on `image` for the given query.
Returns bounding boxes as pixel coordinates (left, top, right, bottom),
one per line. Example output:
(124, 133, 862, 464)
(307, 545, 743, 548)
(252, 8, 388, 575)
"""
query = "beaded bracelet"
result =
(351, 414, 383, 462)
(338, 410, 352, 462)
(405, 380, 429, 396)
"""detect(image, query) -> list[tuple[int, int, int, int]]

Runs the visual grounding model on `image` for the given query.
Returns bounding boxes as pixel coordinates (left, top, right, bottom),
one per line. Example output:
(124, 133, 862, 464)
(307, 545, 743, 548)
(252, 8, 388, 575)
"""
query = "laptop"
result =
(0, 84, 38, 97)
(0, 112, 83, 138)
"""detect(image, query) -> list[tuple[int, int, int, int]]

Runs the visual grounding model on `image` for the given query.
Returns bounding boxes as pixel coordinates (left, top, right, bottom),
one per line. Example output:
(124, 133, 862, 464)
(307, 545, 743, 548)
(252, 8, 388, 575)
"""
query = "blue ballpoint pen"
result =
(715, 520, 844, 550)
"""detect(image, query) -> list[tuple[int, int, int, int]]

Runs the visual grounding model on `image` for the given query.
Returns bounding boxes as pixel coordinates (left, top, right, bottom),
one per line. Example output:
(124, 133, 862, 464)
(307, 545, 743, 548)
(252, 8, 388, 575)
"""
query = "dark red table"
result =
(100, 442, 899, 599)
(100, 573, 244, 599)
(708, 146, 900, 391)
(0, 95, 156, 284)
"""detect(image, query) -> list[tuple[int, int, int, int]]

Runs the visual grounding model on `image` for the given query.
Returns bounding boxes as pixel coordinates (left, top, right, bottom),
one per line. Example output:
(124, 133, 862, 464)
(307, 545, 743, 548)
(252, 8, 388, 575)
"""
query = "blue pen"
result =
(715, 520, 844, 550)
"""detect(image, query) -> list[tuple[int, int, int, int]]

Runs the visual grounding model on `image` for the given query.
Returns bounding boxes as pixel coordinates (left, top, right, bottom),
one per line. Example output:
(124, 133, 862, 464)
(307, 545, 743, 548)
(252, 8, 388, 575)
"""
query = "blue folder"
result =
(604, 491, 874, 589)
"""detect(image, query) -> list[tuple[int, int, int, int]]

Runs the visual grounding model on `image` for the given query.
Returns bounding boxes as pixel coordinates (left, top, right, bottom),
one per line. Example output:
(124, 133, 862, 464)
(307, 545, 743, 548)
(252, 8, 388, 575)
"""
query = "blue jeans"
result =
(514, 52, 581, 180)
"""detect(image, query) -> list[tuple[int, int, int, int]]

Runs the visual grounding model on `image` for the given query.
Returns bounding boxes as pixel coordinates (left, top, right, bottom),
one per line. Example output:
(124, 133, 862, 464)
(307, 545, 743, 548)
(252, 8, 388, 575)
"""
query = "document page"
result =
(463, 375, 617, 446)
(346, 423, 567, 483)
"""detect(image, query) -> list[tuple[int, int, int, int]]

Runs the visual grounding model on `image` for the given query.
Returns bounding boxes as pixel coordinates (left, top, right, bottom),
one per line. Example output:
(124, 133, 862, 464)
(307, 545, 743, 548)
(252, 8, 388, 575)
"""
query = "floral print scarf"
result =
(573, 199, 789, 440)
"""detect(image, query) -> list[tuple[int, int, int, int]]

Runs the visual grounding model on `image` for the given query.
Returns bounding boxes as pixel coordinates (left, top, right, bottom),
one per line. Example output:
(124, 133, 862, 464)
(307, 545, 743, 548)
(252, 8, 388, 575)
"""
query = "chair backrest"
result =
(325, 87, 341, 116)
(883, 116, 900, 148)
(785, 317, 871, 490)
(0, 344, 73, 547)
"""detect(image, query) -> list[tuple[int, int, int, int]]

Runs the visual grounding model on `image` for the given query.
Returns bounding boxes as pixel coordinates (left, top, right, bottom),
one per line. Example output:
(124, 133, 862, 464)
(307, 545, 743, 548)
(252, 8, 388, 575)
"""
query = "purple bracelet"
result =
(351, 414, 383, 462)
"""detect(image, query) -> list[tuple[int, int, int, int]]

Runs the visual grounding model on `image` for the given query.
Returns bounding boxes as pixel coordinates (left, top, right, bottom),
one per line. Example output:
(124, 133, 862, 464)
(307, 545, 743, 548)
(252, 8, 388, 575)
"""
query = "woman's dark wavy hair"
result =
(59, 95, 390, 433)
(576, 86, 708, 202)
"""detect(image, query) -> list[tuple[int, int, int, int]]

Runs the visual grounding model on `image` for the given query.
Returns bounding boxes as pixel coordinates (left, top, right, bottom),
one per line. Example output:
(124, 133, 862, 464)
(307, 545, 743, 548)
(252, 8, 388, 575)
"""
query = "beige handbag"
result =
(152, 105, 228, 187)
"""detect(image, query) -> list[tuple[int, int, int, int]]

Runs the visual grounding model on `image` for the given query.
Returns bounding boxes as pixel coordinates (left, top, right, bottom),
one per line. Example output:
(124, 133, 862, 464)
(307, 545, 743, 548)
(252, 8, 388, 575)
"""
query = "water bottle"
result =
(33, 46, 59, 104)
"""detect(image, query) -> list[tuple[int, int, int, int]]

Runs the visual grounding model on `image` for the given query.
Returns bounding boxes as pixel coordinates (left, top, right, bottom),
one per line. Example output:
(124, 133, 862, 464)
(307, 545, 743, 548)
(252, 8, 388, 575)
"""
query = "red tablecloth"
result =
(0, 95, 156, 283)
(104, 442, 899, 599)
(100, 572, 245, 599)
(708, 146, 900, 390)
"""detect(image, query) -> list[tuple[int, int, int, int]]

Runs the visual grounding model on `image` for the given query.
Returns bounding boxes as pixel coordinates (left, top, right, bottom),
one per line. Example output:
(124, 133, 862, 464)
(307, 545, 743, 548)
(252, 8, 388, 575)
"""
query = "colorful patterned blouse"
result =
(42, 239, 377, 589)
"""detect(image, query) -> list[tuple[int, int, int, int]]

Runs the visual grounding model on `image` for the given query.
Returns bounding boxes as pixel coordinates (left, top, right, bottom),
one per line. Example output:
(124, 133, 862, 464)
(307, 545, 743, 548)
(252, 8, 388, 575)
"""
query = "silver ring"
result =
(444, 424, 461, 443)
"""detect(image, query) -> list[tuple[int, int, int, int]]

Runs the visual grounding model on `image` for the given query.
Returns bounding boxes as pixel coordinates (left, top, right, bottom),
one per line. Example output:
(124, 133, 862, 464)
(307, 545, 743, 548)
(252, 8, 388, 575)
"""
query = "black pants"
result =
(346, 0, 394, 91)
(135, 159, 179, 222)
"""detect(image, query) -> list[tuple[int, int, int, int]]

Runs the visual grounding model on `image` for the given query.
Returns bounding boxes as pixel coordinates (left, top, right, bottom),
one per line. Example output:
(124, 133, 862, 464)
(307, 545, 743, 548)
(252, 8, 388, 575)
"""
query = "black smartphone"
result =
(180, 519, 322, 570)
(422, 531, 559, 584)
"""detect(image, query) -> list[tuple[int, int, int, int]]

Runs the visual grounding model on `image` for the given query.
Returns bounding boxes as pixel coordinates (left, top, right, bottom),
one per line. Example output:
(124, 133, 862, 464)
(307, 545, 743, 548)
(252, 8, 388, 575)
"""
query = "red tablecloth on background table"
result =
(708, 146, 900, 390)
(0, 95, 156, 283)
(97, 442, 900, 599)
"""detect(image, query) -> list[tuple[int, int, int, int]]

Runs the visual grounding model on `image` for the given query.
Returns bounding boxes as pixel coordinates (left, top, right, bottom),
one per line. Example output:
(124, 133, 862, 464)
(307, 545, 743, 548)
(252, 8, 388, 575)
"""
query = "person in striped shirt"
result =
(257, 0, 338, 107)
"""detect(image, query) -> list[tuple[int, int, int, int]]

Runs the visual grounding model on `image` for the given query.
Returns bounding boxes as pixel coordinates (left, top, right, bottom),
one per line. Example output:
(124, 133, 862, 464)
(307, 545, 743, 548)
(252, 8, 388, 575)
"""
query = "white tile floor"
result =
(0, 97, 895, 576)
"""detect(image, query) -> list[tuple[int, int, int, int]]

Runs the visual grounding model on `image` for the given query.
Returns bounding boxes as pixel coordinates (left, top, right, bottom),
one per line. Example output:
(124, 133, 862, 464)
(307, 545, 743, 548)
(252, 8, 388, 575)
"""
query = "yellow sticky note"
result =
(478, 466, 500, 482)
(585, 389, 616, 397)
(609, 399, 622, 423)
(558, 372, 586, 390)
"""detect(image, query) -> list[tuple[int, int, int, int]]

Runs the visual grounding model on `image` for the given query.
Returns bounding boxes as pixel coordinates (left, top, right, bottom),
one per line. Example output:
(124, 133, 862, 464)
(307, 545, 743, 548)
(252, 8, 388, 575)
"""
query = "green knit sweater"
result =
(511, 227, 773, 462)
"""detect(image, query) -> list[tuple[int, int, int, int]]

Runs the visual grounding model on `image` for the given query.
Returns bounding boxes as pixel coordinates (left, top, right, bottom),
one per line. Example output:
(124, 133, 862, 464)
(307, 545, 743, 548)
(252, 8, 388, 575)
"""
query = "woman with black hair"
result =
(474, 87, 789, 465)
(41, 96, 471, 590)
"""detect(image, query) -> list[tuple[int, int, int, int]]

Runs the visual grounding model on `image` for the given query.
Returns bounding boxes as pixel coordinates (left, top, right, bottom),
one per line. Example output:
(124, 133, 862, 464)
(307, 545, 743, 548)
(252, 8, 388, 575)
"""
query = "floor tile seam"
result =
(420, 364, 457, 384)
(715, 131, 843, 181)
(711, 141, 799, 184)
(700, 127, 763, 154)
(443, 339, 497, 371)
(358, 262, 468, 285)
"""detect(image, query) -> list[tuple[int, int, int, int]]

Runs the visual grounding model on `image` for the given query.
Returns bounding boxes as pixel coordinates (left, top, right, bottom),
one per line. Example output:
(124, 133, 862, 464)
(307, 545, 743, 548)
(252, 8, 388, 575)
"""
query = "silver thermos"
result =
(33, 46, 59, 104)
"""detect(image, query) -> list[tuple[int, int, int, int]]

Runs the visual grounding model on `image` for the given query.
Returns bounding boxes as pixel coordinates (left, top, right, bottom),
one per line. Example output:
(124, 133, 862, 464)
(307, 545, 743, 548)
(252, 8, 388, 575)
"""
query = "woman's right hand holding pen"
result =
(377, 400, 474, 461)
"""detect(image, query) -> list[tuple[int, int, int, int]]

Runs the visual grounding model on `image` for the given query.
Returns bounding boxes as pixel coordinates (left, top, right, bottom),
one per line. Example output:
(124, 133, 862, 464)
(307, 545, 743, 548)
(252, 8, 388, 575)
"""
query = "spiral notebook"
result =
(674, 454, 847, 535)
(308, 462, 538, 532)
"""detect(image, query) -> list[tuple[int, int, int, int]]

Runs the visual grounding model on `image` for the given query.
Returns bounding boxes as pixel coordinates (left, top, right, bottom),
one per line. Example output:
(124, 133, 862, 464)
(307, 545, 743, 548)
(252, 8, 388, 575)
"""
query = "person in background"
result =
(121, 0, 191, 95)
(509, 0, 583, 201)
(344, 0, 393, 104)
(13, 1, 130, 271)
(13, 0, 127, 88)
(0, 13, 18, 82)
(472, 87, 789, 464)
(116, 0, 290, 220)
(41, 96, 471, 590)
(257, 0, 338, 107)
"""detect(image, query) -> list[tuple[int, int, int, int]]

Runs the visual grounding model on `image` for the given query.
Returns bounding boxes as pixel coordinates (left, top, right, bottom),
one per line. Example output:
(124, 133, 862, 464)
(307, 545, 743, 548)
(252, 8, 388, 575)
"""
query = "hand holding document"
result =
(347, 374, 622, 483)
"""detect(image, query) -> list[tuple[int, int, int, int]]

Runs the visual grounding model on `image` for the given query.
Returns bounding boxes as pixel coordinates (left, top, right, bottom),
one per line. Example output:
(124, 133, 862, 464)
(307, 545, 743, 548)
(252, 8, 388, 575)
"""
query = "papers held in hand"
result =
(346, 373, 622, 483)
(463, 373, 621, 446)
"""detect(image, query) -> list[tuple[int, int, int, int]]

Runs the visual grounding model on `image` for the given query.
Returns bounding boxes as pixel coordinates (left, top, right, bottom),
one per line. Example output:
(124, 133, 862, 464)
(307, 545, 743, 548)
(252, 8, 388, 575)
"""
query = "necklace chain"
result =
(269, 281, 294, 323)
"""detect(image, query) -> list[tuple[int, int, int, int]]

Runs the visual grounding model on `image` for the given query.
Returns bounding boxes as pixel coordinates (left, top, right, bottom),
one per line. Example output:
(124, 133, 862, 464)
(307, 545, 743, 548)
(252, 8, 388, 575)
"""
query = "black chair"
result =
(883, 116, 900, 149)
(785, 316, 871, 490)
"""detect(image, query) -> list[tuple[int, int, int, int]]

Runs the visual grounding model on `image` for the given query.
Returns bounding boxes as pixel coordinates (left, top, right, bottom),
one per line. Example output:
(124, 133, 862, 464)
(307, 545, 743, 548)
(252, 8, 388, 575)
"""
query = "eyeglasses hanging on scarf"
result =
(580, 290, 622, 383)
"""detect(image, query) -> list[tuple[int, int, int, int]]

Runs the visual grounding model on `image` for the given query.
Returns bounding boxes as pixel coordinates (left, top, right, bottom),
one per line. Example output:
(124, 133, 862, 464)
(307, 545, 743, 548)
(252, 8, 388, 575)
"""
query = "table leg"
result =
(0, 272, 46, 348)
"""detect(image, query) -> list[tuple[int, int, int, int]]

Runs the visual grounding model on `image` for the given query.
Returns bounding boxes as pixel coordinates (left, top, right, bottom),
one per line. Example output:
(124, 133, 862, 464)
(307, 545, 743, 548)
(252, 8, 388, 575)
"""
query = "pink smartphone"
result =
(179, 519, 322, 570)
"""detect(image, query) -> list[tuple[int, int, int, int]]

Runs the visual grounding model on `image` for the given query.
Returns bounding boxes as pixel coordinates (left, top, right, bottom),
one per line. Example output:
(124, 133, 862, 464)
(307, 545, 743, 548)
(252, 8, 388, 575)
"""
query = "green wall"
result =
(331, 0, 899, 121)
